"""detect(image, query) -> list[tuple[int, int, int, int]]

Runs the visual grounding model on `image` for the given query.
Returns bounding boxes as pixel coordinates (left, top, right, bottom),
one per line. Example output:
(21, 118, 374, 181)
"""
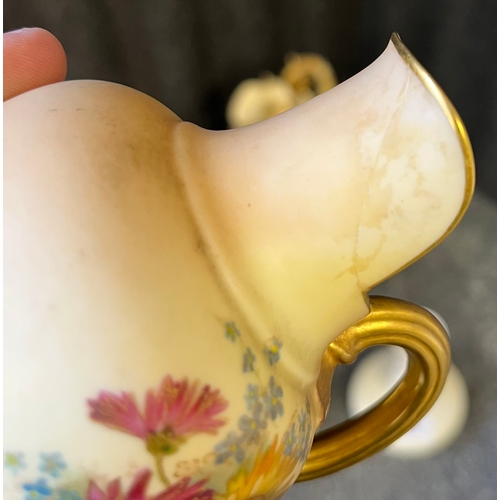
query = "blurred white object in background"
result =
(280, 52, 338, 103)
(226, 53, 337, 128)
(346, 308, 469, 459)
(226, 75, 297, 128)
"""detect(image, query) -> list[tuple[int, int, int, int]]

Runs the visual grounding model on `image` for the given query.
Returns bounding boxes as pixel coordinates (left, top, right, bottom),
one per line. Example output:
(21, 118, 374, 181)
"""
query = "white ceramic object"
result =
(226, 76, 297, 128)
(346, 311, 469, 458)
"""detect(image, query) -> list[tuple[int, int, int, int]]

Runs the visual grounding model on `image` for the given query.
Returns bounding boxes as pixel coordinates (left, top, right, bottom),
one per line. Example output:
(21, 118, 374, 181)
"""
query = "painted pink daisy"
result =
(152, 477, 215, 500)
(87, 469, 215, 500)
(87, 468, 151, 500)
(87, 375, 228, 483)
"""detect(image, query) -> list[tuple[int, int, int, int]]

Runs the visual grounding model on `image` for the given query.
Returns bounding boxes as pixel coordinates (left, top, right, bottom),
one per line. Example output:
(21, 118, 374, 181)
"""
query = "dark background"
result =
(4, 0, 497, 201)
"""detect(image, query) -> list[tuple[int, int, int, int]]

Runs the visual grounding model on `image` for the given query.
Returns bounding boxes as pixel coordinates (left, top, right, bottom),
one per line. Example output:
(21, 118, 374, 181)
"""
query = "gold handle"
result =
(298, 295, 451, 481)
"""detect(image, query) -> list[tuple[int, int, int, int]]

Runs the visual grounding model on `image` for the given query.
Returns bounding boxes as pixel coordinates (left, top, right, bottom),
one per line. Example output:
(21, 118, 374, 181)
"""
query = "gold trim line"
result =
(368, 33, 476, 289)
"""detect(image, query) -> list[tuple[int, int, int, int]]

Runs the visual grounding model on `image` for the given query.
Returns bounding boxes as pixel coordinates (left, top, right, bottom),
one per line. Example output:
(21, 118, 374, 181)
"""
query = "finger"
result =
(4, 27, 67, 101)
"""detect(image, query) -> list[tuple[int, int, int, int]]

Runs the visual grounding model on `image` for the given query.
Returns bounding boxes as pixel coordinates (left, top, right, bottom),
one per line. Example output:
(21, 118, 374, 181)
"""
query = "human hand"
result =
(4, 27, 67, 102)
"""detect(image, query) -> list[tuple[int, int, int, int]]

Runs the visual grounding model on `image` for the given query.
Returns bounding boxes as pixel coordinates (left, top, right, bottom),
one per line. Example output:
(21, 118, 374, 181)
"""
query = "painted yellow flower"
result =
(223, 435, 299, 500)
(4, 452, 26, 475)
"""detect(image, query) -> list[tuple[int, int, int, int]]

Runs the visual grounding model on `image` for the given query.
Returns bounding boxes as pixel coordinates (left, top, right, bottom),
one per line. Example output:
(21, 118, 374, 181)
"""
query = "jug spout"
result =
(175, 35, 472, 382)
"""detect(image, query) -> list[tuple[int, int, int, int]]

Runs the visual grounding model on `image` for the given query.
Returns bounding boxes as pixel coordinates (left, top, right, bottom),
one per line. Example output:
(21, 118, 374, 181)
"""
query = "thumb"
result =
(4, 27, 67, 102)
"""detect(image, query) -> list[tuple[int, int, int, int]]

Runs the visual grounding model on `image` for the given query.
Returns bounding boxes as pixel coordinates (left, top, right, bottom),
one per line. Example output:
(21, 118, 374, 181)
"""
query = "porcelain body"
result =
(4, 39, 466, 500)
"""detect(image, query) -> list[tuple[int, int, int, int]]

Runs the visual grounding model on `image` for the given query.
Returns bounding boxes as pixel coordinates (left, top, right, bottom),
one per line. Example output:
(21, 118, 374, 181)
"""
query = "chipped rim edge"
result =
(367, 33, 476, 291)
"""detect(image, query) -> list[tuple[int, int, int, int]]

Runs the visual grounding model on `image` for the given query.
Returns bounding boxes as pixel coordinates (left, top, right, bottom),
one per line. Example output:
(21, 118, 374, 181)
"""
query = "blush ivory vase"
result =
(4, 34, 474, 500)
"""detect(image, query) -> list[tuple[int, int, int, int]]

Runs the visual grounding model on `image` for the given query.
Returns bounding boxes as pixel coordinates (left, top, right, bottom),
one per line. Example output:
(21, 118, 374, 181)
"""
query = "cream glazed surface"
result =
(4, 37, 469, 500)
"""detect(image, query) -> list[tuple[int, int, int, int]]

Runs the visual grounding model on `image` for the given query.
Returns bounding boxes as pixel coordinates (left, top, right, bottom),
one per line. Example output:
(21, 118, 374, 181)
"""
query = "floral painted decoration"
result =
(263, 376, 284, 420)
(87, 468, 215, 500)
(214, 432, 246, 464)
(244, 384, 260, 411)
(225, 322, 241, 342)
(223, 435, 300, 500)
(213, 374, 285, 467)
(242, 348, 256, 373)
(263, 338, 283, 366)
(23, 478, 53, 499)
(238, 404, 267, 444)
(283, 423, 297, 456)
(6, 321, 313, 500)
(88, 376, 228, 485)
(39, 453, 67, 478)
(4, 452, 27, 475)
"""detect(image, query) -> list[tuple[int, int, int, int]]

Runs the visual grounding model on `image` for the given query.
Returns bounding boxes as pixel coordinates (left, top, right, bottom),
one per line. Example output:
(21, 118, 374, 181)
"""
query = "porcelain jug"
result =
(4, 34, 474, 500)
